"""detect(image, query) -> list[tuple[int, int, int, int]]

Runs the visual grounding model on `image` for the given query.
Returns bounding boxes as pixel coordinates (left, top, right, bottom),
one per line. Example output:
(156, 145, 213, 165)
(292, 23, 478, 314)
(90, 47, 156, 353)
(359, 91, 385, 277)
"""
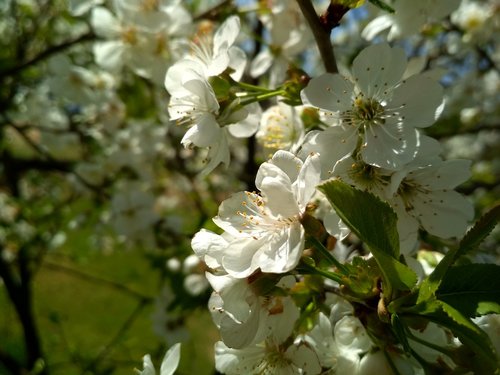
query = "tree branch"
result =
(0, 32, 96, 79)
(296, 0, 339, 73)
(0, 249, 47, 374)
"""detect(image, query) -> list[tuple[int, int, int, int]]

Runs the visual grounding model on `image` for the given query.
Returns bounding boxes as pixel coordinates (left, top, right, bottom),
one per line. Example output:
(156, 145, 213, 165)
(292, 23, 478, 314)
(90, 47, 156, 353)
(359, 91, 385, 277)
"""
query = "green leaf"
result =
(318, 179, 416, 297)
(374, 251, 418, 293)
(436, 264, 500, 318)
(367, 0, 395, 13)
(341, 256, 379, 300)
(405, 299, 499, 373)
(417, 205, 500, 304)
(318, 179, 399, 257)
(391, 313, 411, 353)
(457, 204, 500, 259)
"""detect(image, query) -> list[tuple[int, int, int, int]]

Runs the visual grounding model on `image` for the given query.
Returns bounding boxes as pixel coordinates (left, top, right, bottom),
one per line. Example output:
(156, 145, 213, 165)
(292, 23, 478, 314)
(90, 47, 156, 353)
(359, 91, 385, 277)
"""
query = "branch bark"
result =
(0, 249, 48, 374)
(296, 0, 339, 73)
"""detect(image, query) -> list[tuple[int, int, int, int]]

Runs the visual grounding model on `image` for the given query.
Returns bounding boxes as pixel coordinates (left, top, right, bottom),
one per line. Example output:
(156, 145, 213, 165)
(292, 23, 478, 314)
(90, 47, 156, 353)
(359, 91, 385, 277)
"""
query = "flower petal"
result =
(301, 73, 354, 113)
(160, 343, 181, 375)
(352, 43, 407, 98)
(390, 75, 444, 128)
(412, 190, 474, 239)
(362, 122, 418, 170)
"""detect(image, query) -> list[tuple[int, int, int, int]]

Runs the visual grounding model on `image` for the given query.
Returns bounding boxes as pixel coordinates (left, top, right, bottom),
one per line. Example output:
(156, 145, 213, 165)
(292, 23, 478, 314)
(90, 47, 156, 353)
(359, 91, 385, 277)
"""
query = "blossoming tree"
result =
(0, 0, 499, 374)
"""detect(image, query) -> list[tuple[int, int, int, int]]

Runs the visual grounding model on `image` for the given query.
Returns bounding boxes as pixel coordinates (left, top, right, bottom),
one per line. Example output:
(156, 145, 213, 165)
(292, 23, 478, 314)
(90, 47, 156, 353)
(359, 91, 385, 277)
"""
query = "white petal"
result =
(201, 130, 230, 176)
(228, 46, 247, 80)
(265, 297, 300, 343)
(93, 41, 125, 72)
(352, 43, 407, 98)
(391, 198, 419, 255)
(334, 316, 373, 354)
(137, 354, 155, 375)
(257, 163, 300, 218)
(183, 78, 219, 112)
(165, 60, 205, 95)
(250, 50, 273, 77)
(412, 190, 474, 239)
(215, 341, 264, 374)
(222, 236, 268, 278)
(390, 75, 444, 128)
(287, 344, 322, 375)
(213, 16, 240, 56)
(191, 229, 227, 269)
(410, 159, 471, 190)
(160, 343, 181, 375)
(219, 308, 261, 349)
(213, 191, 261, 236)
(301, 74, 354, 113)
(259, 224, 304, 274)
(181, 113, 220, 148)
(324, 210, 349, 240)
(91, 7, 121, 38)
(302, 126, 358, 176)
(361, 14, 393, 41)
(227, 103, 260, 138)
(294, 152, 321, 209)
(270, 150, 303, 180)
(361, 123, 418, 170)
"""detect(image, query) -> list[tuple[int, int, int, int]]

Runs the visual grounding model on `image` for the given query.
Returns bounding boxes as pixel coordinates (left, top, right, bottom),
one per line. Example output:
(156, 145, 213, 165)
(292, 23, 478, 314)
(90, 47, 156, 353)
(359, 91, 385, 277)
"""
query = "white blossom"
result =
(135, 343, 181, 375)
(198, 151, 321, 278)
(362, 0, 461, 41)
(301, 43, 445, 171)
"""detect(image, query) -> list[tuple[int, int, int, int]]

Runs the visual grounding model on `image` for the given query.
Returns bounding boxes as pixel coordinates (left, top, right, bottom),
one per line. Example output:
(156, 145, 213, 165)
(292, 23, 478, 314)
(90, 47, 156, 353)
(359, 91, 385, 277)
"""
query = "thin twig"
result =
(42, 261, 154, 302)
(81, 299, 151, 374)
(3, 117, 109, 197)
(296, 0, 338, 73)
(0, 32, 96, 79)
(193, 0, 233, 21)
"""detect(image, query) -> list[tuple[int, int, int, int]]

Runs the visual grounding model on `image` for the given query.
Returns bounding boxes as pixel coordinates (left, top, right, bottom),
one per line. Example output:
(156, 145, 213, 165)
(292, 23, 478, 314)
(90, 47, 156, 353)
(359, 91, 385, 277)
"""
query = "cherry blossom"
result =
(301, 43, 445, 171)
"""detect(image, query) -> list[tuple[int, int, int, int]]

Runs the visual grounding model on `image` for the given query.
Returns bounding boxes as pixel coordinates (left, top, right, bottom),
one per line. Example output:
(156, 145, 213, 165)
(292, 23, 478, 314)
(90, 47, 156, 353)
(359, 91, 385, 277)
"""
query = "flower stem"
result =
(235, 81, 276, 93)
(239, 90, 285, 106)
(298, 261, 344, 284)
(308, 236, 350, 275)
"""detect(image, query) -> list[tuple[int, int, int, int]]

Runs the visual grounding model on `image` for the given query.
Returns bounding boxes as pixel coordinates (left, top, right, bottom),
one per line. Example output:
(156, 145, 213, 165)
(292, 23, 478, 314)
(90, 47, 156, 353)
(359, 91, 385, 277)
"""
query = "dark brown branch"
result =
(457, 178, 500, 195)
(0, 346, 23, 374)
(0, 250, 47, 374)
(0, 32, 96, 79)
(193, 0, 234, 21)
(296, 0, 339, 73)
(2, 119, 109, 197)
(429, 123, 499, 139)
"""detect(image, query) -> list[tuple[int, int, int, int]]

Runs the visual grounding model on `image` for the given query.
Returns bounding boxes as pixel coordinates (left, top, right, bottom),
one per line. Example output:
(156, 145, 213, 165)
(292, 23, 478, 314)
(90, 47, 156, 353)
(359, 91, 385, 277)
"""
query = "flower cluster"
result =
(2, 0, 498, 374)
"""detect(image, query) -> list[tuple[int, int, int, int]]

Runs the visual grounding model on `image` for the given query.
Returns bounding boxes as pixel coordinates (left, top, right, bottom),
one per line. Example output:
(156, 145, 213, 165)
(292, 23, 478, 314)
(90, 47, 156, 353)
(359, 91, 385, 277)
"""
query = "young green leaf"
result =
(367, 0, 395, 13)
(318, 179, 399, 257)
(457, 204, 500, 259)
(417, 204, 500, 304)
(391, 313, 411, 353)
(436, 264, 500, 318)
(405, 299, 500, 373)
(318, 179, 416, 298)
